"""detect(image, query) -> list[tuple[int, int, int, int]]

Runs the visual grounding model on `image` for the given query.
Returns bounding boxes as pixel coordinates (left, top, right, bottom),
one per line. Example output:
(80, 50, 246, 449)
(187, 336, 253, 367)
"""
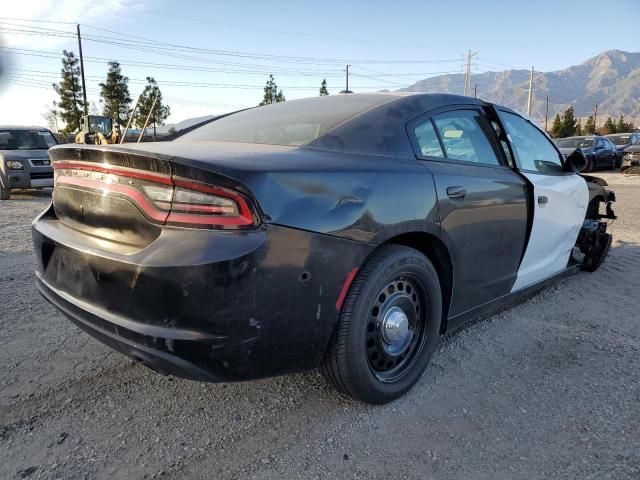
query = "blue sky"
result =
(0, 0, 637, 127)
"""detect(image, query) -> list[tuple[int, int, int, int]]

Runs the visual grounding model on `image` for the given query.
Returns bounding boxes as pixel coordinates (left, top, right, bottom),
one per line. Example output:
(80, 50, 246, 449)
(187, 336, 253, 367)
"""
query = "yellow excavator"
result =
(75, 115, 121, 145)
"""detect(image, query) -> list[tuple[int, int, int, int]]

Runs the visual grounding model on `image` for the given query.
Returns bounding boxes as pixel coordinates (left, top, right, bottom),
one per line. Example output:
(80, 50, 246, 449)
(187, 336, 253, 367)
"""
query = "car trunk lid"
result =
(49, 145, 256, 251)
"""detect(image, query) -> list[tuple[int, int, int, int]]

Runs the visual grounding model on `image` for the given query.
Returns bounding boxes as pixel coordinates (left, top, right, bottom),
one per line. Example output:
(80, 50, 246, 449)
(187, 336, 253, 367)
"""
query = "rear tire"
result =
(321, 245, 442, 404)
(0, 184, 10, 200)
(585, 157, 594, 172)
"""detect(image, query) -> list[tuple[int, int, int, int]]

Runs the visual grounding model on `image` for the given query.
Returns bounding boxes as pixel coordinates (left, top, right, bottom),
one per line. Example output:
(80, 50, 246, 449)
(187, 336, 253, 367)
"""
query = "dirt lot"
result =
(1, 173, 639, 479)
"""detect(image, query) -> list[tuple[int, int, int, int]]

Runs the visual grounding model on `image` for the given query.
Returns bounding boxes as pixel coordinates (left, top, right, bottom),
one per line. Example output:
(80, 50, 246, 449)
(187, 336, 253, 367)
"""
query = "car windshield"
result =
(608, 135, 631, 146)
(177, 96, 393, 147)
(556, 137, 594, 148)
(0, 129, 57, 150)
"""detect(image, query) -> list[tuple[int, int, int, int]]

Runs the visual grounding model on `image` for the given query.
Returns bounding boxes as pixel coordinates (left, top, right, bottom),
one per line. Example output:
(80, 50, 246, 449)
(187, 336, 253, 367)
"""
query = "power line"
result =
(0, 20, 461, 66)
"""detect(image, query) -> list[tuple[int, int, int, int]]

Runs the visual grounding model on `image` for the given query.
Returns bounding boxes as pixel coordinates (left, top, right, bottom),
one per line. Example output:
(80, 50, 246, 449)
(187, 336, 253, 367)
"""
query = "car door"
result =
(595, 138, 607, 168)
(605, 138, 616, 168)
(408, 107, 529, 317)
(497, 110, 588, 291)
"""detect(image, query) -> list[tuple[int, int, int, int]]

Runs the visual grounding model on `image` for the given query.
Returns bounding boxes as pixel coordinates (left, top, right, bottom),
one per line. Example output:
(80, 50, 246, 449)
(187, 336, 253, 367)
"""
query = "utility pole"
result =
(594, 103, 598, 129)
(76, 24, 88, 115)
(545, 96, 549, 131)
(120, 95, 141, 144)
(137, 95, 158, 143)
(463, 50, 477, 96)
(526, 65, 534, 116)
(345, 64, 350, 93)
(474, 84, 477, 98)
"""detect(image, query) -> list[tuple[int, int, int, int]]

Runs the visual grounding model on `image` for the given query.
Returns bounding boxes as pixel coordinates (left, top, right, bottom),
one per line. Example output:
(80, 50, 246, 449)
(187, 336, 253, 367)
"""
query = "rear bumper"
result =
(36, 275, 224, 381)
(33, 205, 372, 381)
(621, 155, 639, 170)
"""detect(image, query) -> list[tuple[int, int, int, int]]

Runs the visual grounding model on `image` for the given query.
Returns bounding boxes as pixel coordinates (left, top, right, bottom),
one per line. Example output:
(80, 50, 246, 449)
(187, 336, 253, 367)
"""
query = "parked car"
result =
(33, 94, 616, 404)
(555, 136, 617, 171)
(607, 132, 640, 167)
(620, 137, 640, 172)
(0, 126, 57, 200)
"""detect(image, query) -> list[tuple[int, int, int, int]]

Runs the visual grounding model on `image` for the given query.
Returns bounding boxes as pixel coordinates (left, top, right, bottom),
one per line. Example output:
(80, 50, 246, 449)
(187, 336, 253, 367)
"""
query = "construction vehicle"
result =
(75, 115, 121, 145)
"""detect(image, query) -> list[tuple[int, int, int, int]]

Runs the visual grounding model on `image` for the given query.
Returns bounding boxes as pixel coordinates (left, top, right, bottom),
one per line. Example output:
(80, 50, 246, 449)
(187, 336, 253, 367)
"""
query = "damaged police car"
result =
(33, 94, 615, 404)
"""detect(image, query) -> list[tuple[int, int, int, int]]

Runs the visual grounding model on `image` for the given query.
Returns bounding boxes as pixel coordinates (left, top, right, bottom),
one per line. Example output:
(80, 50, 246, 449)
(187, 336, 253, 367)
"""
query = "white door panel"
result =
(511, 173, 588, 291)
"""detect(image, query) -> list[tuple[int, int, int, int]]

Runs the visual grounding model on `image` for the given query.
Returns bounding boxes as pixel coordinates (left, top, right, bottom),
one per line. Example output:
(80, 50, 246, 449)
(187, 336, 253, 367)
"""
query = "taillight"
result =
(52, 161, 257, 229)
(166, 178, 254, 227)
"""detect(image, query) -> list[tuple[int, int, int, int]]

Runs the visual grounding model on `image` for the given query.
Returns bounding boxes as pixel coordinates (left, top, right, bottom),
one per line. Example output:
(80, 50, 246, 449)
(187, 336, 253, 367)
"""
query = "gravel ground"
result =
(1, 173, 639, 479)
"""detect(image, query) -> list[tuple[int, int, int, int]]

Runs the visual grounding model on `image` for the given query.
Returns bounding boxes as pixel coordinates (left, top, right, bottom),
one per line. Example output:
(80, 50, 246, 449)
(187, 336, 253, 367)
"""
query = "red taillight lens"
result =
(53, 161, 256, 229)
(166, 178, 254, 227)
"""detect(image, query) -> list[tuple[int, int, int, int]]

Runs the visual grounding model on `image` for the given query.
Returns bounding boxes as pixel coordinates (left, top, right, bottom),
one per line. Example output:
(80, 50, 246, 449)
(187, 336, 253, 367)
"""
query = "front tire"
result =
(0, 184, 10, 200)
(321, 245, 442, 404)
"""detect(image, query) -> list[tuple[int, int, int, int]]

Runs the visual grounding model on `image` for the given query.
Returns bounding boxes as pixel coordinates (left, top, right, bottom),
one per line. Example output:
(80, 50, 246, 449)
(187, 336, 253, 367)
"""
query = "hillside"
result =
(398, 50, 640, 123)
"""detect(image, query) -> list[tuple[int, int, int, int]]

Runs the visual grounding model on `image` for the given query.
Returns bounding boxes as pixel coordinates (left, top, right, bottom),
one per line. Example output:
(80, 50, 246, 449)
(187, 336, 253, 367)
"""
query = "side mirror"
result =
(564, 148, 587, 173)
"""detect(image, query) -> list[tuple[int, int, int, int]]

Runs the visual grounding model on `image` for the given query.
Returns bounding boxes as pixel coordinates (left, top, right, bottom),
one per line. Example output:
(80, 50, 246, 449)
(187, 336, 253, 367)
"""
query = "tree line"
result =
(49, 50, 332, 134)
(550, 106, 635, 138)
(258, 75, 329, 105)
(50, 50, 170, 135)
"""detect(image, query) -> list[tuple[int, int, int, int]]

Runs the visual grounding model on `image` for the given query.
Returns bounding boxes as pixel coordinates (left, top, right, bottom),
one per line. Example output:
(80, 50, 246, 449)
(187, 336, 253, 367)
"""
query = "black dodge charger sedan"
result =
(33, 94, 615, 404)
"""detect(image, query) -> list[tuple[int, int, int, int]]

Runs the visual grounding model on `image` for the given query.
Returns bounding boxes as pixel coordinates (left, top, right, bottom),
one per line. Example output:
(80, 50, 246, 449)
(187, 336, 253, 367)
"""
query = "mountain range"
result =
(398, 49, 640, 124)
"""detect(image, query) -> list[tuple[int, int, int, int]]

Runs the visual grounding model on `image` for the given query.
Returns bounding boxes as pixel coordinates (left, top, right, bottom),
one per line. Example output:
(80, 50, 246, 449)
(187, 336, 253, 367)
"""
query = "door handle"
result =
(446, 186, 466, 199)
(538, 195, 548, 205)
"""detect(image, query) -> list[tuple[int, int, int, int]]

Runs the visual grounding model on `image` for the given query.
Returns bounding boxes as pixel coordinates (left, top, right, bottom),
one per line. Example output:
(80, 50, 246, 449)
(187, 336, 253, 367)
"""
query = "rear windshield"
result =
(0, 129, 57, 150)
(556, 137, 594, 148)
(177, 96, 392, 147)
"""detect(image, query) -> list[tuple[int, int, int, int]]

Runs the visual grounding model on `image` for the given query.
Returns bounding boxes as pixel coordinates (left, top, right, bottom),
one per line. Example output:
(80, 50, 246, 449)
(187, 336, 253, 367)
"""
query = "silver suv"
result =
(0, 126, 58, 200)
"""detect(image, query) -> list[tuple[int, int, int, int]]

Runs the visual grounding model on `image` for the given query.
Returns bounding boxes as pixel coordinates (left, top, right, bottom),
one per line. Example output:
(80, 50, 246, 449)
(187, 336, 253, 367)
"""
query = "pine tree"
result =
(603, 117, 616, 134)
(319, 79, 329, 96)
(575, 118, 583, 136)
(52, 50, 86, 134)
(583, 115, 596, 134)
(259, 75, 286, 106)
(561, 106, 577, 137)
(616, 115, 633, 133)
(99, 61, 132, 127)
(551, 114, 563, 138)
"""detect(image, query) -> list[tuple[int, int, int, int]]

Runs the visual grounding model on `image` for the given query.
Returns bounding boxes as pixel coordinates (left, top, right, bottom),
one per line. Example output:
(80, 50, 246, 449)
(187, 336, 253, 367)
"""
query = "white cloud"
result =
(1, 0, 151, 48)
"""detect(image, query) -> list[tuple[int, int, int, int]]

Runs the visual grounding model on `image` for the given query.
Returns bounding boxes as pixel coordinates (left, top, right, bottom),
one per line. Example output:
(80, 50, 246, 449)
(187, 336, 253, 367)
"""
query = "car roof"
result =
(234, 92, 504, 127)
(0, 125, 51, 131)
(561, 136, 599, 139)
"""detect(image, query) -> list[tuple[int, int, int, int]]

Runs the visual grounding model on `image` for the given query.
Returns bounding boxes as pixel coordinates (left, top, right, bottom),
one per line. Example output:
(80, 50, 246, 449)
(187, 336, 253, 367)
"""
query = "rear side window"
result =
(499, 112, 564, 173)
(413, 120, 444, 158)
(432, 110, 500, 165)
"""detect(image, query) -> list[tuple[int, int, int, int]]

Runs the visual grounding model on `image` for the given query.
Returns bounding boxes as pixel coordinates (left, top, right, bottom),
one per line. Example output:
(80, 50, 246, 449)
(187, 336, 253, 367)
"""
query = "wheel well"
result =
(384, 232, 453, 333)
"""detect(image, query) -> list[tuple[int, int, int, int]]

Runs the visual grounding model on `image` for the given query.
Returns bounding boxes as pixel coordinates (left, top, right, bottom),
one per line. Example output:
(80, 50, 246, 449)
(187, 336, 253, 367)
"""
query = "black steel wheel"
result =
(364, 277, 427, 383)
(321, 245, 442, 404)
